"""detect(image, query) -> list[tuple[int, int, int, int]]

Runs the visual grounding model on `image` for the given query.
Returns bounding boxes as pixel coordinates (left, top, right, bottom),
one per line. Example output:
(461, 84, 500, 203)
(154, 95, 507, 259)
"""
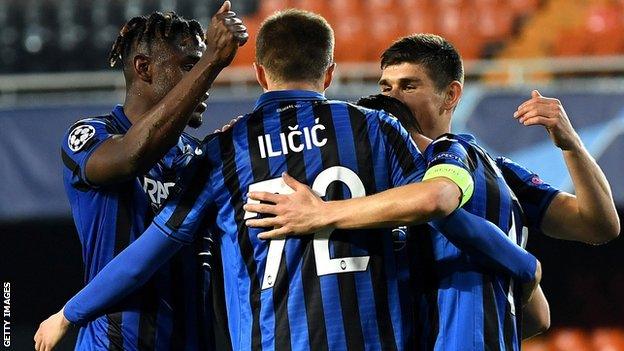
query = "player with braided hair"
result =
(34, 2, 247, 350)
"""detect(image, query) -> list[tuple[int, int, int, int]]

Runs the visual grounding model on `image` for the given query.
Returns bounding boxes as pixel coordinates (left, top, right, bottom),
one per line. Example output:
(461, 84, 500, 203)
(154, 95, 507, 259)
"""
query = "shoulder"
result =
(181, 132, 201, 149)
(428, 133, 469, 153)
(62, 115, 116, 153)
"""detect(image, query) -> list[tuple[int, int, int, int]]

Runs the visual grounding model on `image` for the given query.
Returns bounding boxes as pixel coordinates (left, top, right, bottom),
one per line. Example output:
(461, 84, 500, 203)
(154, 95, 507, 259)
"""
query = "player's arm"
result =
(522, 285, 550, 339)
(85, 1, 247, 186)
(246, 128, 539, 284)
(34, 152, 216, 351)
(513, 90, 619, 244)
(34, 223, 183, 351)
(247, 173, 462, 232)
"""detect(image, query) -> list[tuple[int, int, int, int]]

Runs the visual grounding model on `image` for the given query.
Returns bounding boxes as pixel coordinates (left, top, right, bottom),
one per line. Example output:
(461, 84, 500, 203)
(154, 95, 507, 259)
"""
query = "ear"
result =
(254, 63, 269, 91)
(443, 81, 463, 110)
(133, 54, 152, 83)
(323, 63, 336, 90)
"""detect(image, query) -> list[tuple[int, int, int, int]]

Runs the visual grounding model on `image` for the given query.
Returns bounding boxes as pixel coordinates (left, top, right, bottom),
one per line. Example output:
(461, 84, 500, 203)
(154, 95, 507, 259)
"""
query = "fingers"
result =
(515, 99, 550, 116)
(514, 101, 558, 121)
(282, 172, 304, 191)
(216, 11, 237, 21)
(520, 116, 552, 127)
(235, 31, 249, 46)
(246, 216, 281, 228)
(217, 0, 231, 14)
(244, 203, 279, 216)
(34, 332, 40, 351)
(532, 89, 542, 98)
(258, 227, 289, 240)
(248, 191, 284, 204)
(515, 108, 542, 122)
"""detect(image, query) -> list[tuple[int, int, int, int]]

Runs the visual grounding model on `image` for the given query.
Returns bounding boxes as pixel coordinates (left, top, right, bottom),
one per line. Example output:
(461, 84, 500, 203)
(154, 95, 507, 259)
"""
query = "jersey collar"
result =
(254, 90, 326, 111)
(111, 105, 132, 132)
(457, 133, 476, 143)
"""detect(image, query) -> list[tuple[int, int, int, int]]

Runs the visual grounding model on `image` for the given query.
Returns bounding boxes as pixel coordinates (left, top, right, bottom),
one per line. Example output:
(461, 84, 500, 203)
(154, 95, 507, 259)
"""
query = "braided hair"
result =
(108, 11, 205, 68)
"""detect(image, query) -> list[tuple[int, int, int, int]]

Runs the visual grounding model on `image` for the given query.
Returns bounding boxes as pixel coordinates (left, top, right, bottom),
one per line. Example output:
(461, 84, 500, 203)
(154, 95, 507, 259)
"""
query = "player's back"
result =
(157, 90, 425, 351)
(415, 134, 526, 351)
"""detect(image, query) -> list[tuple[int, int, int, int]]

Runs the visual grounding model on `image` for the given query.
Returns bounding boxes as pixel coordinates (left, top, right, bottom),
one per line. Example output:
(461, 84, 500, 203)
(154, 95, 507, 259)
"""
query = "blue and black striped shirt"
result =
(413, 134, 559, 351)
(61, 105, 212, 350)
(153, 90, 473, 350)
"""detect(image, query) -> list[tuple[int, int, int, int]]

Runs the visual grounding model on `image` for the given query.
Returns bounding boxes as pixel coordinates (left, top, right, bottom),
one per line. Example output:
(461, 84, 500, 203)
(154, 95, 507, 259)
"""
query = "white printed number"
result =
(506, 215, 529, 316)
(244, 166, 370, 290)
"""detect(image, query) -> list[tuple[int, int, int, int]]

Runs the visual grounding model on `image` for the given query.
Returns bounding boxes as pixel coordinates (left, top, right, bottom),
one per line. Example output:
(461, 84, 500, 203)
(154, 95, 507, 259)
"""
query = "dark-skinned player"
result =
(33, 2, 247, 350)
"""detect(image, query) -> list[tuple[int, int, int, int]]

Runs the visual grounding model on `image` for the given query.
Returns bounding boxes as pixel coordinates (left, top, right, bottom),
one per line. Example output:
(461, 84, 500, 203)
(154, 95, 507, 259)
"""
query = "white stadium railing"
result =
(2, 56, 624, 96)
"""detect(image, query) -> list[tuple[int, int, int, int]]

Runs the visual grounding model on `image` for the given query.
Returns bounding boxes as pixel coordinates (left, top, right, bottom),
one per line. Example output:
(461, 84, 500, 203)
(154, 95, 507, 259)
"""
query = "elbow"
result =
(125, 262, 149, 287)
(429, 180, 462, 218)
(587, 218, 620, 245)
(535, 311, 551, 335)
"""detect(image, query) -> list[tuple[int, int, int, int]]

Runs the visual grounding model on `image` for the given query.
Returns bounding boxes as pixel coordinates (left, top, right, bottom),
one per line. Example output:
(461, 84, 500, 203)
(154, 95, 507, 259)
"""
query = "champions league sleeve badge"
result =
(68, 125, 96, 152)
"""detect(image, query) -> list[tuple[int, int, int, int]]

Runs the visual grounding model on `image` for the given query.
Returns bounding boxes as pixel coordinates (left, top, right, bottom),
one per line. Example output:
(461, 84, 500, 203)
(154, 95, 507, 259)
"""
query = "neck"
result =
(410, 132, 433, 152)
(423, 112, 452, 140)
(265, 80, 324, 93)
(122, 88, 156, 125)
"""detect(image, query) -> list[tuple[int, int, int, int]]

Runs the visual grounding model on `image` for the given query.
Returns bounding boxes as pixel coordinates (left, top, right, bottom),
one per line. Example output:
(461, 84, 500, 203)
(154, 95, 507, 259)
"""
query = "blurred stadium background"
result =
(1, 0, 623, 350)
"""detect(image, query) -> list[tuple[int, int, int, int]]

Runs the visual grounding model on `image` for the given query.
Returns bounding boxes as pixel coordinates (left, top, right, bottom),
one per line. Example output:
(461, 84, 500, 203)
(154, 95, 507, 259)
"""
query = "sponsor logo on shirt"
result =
(142, 177, 175, 207)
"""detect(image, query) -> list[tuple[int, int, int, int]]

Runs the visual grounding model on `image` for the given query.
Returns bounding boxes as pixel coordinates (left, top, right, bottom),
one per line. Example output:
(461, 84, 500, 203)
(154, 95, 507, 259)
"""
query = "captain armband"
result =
(423, 164, 474, 208)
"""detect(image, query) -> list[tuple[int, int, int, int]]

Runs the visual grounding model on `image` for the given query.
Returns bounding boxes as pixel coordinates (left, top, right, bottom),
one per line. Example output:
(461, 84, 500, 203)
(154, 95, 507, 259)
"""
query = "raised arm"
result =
(513, 90, 619, 244)
(86, 1, 247, 185)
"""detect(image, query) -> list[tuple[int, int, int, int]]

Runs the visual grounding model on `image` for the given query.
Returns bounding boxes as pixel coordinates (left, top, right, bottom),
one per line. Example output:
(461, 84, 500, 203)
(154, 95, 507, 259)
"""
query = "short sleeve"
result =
(496, 156, 560, 230)
(376, 111, 426, 187)
(422, 134, 475, 207)
(61, 118, 115, 188)
(153, 146, 217, 244)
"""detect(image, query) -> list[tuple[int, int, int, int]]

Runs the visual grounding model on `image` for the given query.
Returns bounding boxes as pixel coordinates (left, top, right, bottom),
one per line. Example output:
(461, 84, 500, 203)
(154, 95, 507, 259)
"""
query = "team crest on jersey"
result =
(392, 226, 408, 251)
(68, 125, 96, 152)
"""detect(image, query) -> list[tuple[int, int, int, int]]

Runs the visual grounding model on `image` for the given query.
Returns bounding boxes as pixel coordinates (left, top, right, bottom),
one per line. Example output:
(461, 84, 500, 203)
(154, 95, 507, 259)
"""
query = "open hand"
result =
(513, 90, 582, 151)
(244, 173, 331, 239)
(34, 308, 71, 351)
(205, 1, 249, 68)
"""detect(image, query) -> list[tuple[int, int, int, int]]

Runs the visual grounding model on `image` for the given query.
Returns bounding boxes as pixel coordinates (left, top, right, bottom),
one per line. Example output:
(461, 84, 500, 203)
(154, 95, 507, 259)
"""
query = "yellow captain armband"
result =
(423, 164, 474, 208)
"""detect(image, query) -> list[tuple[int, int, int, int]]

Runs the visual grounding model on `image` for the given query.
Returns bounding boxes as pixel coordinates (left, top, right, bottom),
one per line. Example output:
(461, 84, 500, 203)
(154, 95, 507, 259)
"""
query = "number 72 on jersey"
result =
(244, 166, 371, 290)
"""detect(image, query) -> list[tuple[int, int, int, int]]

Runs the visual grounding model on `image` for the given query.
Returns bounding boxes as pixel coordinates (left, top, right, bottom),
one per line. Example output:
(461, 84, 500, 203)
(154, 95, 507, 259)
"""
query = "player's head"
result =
(379, 34, 464, 138)
(356, 94, 422, 135)
(109, 11, 207, 127)
(254, 9, 335, 92)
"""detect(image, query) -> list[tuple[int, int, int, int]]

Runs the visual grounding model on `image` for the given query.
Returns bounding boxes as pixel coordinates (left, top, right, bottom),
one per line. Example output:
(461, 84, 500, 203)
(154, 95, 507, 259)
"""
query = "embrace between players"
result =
(35, 2, 619, 351)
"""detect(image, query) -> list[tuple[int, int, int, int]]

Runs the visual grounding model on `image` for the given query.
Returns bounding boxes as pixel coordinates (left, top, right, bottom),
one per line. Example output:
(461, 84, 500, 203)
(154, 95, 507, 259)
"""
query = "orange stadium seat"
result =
(331, 0, 365, 16)
(553, 28, 588, 57)
(231, 16, 260, 67)
(290, 0, 329, 18)
(333, 14, 369, 62)
(401, 1, 437, 34)
(585, 4, 624, 56)
(523, 337, 553, 351)
(549, 329, 593, 351)
(472, 1, 514, 41)
(591, 328, 624, 350)
(258, 0, 291, 18)
(364, 0, 398, 14)
(366, 10, 405, 60)
(509, 0, 540, 16)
